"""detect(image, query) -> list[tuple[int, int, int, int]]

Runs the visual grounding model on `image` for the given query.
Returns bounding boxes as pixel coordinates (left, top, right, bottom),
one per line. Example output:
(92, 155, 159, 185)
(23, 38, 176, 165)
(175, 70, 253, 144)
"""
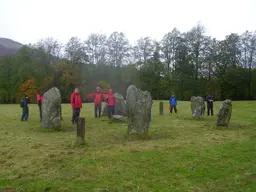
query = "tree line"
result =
(0, 23, 256, 103)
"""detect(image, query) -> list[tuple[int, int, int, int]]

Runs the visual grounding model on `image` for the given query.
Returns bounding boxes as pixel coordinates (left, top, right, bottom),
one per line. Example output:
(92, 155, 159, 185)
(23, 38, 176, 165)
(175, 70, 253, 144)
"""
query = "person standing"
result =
(87, 87, 105, 118)
(70, 88, 82, 124)
(169, 95, 177, 113)
(36, 93, 43, 121)
(206, 93, 215, 116)
(20, 95, 29, 121)
(106, 89, 116, 118)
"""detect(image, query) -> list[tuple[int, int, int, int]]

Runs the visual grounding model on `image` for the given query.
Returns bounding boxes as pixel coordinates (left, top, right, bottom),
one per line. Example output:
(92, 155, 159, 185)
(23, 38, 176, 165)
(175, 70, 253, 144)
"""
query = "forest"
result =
(0, 23, 256, 103)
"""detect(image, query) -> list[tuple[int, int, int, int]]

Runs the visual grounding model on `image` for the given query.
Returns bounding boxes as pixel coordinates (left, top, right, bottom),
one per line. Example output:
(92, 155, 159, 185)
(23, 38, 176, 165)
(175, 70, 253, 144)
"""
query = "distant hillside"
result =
(0, 38, 23, 56)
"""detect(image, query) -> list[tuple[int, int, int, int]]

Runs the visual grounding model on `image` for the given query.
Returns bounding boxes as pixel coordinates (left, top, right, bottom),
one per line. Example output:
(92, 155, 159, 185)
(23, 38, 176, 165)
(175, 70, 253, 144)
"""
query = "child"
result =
(169, 95, 177, 113)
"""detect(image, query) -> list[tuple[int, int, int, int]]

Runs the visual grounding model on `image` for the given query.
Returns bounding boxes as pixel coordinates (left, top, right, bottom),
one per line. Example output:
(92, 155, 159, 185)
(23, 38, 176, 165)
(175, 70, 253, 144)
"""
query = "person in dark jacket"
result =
(169, 95, 177, 113)
(87, 87, 105, 118)
(70, 88, 82, 124)
(206, 93, 215, 116)
(20, 95, 29, 121)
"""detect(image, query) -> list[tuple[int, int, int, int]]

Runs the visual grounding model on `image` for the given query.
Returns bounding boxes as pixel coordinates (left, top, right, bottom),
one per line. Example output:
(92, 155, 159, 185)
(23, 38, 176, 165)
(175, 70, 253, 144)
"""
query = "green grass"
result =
(0, 101, 255, 192)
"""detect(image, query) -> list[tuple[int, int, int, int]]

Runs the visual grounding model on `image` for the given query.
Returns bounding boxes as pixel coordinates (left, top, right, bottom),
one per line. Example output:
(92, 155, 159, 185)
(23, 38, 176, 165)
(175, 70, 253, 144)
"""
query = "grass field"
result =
(0, 101, 255, 192)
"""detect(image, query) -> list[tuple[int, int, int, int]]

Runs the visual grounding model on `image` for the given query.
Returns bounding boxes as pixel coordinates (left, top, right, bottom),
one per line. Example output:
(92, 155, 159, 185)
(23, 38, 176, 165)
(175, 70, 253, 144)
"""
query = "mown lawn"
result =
(0, 101, 255, 192)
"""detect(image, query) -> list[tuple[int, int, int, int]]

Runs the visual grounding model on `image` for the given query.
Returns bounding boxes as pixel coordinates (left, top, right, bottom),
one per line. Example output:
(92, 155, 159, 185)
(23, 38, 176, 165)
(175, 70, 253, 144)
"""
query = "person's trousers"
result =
(94, 104, 102, 117)
(170, 105, 177, 113)
(107, 106, 115, 118)
(21, 107, 29, 121)
(207, 102, 213, 116)
(72, 108, 80, 123)
(38, 103, 42, 120)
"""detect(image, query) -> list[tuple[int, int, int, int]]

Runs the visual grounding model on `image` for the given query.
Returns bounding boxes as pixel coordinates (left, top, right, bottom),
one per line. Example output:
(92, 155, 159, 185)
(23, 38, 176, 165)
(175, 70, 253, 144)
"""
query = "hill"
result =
(0, 38, 23, 56)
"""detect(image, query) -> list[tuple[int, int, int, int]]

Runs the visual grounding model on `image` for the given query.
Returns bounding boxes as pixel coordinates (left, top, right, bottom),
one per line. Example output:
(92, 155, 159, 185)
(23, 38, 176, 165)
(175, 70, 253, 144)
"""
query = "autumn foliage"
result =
(18, 78, 38, 102)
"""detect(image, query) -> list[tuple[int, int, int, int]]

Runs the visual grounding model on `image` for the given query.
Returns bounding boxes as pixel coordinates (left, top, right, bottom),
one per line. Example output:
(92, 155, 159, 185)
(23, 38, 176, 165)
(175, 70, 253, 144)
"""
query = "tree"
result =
(133, 37, 154, 68)
(34, 37, 62, 64)
(65, 37, 88, 65)
(106, 32, 130, 66)
(240, 31, 256, 98)
(85, 33, 107, 65)
(18, 78, 38, 103)
(186, 23, 208, 80)
(216, 34, 242, 99)
(161, 28, 180, 75)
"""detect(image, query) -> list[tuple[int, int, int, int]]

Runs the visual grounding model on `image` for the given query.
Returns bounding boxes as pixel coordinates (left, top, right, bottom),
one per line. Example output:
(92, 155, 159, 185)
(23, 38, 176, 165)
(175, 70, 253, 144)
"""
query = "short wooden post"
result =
(159, 102, 163, 115)
(76, 117, 85, 145)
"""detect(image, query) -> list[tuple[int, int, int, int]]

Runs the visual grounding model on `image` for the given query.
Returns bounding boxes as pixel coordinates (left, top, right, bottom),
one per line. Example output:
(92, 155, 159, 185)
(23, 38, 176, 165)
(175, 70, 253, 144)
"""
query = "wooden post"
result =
(76, 117, 85, 145)
(159, 102, 163, 115)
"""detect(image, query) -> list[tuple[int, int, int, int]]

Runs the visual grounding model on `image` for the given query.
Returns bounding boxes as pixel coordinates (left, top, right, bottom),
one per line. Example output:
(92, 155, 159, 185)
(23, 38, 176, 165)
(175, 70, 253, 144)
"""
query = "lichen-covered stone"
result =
(191, 96, 205, 118)
(216, 99, 232, 127)
(102, 92, 127, 116)
(126, 85, 152, 133)
(42, 87, 62, 128)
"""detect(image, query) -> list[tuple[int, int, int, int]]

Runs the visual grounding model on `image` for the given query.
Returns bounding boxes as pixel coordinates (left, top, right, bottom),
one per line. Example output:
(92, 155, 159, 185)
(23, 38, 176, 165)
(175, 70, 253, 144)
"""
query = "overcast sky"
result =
(0, 0, 255, 45)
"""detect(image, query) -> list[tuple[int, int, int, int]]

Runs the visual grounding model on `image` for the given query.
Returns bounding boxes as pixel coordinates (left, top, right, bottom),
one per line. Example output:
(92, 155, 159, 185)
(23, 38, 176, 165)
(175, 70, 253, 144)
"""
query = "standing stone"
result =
(126, 85, 152, 133)
(216, 99, 232, 127)
(42, 87, 62, 128)
(191, 96, 205, 118)
(102, 92, 127, 116)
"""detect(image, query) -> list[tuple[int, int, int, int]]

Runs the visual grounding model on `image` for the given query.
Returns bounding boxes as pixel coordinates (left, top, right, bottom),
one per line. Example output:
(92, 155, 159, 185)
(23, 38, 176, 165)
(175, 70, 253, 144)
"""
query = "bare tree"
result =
(65, 37, 87, 65)
(186, 23, 207, 80)
(161, 28, 180, 75)
(106, 32, 130, 66)
(34, 37, 62, 64)
(85, 33, 107, 65)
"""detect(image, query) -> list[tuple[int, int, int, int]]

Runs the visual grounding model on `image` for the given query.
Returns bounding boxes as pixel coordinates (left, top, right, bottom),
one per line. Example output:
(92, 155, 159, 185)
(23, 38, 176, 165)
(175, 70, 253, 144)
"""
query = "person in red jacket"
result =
(106, 89, 116, 118)
(36, 93, 43, 121)
(70, 88, 82, 124)
(87, 87, 105, 118)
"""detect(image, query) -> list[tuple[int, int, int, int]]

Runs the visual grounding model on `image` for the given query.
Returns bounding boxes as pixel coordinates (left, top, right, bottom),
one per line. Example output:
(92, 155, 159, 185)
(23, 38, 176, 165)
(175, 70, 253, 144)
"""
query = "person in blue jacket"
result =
(169, 95, 177, 113)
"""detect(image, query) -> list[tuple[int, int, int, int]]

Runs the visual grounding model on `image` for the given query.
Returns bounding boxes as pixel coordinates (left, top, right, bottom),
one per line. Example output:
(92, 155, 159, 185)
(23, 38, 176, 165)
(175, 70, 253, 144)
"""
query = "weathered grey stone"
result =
(42, 87, 62, 128)
(114, 93, 127, 116)
(102, 93, 127, 116)
(126, 85, 152, 133)
(191, 96, 205, 118)
(216, 99, 232, 127)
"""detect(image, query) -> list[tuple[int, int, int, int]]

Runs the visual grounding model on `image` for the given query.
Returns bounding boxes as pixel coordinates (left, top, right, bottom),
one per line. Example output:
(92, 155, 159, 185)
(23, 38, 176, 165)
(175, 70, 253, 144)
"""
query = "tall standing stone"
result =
(126, 85, 152, 133)
(216, 99, 232, 127)
(191, 96, 205, 118)
(42, 87, 62, 128)
(102, 92, 127, 116)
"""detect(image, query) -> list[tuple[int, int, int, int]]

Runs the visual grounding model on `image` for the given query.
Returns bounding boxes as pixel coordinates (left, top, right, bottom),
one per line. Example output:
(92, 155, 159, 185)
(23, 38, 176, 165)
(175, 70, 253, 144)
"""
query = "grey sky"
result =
(0, 0, 255, 45)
